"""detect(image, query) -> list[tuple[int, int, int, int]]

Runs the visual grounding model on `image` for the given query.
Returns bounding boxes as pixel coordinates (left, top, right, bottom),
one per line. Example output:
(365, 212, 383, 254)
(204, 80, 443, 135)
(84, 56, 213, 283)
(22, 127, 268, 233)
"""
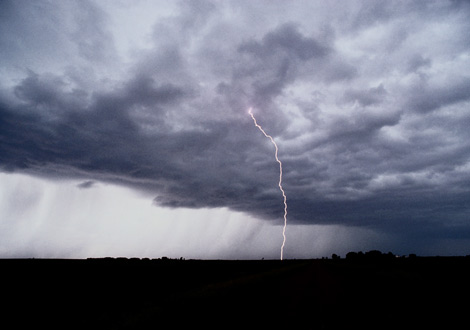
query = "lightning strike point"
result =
(248, 107, 288, 260)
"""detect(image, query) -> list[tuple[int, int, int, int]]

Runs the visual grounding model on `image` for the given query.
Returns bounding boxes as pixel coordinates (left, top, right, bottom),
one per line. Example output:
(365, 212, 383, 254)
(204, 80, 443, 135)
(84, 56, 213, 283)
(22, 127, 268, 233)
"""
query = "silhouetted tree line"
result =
(342, 250, 418, 261)
(86, 256, 186, 263)
(345, 250, 395, 261)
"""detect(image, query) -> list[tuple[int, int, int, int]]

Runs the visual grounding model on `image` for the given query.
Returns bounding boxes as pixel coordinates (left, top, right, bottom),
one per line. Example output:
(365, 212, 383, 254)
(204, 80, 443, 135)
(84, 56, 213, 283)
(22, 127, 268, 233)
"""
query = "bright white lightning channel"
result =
(248, 107, 288, 260)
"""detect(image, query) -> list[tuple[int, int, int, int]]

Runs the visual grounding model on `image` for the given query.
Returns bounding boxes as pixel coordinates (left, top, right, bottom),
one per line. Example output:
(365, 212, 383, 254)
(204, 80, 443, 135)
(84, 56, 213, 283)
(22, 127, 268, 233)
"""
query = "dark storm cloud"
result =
(238, 23, 330, 61)
(235, 23, 334, 109)
(343, 84, 387, 107)
(1, 0, 470, 244)
(77, 180, 96, 189)
(407, 77, 470, 114)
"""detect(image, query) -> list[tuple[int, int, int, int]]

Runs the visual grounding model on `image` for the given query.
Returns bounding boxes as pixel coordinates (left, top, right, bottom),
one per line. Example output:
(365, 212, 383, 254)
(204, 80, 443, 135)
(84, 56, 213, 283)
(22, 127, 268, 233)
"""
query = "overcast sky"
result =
(1, 0, 470, 259)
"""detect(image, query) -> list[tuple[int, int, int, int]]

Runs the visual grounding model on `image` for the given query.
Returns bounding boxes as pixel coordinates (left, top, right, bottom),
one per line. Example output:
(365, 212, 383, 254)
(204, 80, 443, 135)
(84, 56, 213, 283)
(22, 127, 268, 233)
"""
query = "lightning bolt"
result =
(248, 107, 288, 260)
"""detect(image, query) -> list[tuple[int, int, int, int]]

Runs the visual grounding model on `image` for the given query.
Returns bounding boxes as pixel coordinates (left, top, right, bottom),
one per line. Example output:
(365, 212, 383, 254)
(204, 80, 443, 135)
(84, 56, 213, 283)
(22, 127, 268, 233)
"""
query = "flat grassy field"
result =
(2, 257, 469, 329)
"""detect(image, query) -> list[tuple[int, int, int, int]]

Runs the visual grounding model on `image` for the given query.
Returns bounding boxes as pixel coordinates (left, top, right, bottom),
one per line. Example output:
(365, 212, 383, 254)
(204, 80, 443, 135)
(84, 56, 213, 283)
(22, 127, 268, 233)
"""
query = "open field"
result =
(2, 257, 470, 329)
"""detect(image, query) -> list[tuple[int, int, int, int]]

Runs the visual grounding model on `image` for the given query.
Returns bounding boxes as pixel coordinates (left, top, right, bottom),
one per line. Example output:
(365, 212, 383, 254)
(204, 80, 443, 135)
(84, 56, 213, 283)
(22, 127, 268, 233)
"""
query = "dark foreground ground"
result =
(2, 257, 470, 329)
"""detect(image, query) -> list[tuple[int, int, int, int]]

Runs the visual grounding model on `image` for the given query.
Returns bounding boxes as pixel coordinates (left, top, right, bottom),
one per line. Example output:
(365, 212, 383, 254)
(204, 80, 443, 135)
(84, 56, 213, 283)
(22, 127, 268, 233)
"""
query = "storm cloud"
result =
(1, 0, 470, 254)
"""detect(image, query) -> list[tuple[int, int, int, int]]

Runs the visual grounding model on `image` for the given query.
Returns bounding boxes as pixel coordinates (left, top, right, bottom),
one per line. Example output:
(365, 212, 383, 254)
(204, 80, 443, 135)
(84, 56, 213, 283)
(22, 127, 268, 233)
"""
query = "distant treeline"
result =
(331, 250, 417, 260)
(84, 252, 470, 262)
(86, 256, 186, 262)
